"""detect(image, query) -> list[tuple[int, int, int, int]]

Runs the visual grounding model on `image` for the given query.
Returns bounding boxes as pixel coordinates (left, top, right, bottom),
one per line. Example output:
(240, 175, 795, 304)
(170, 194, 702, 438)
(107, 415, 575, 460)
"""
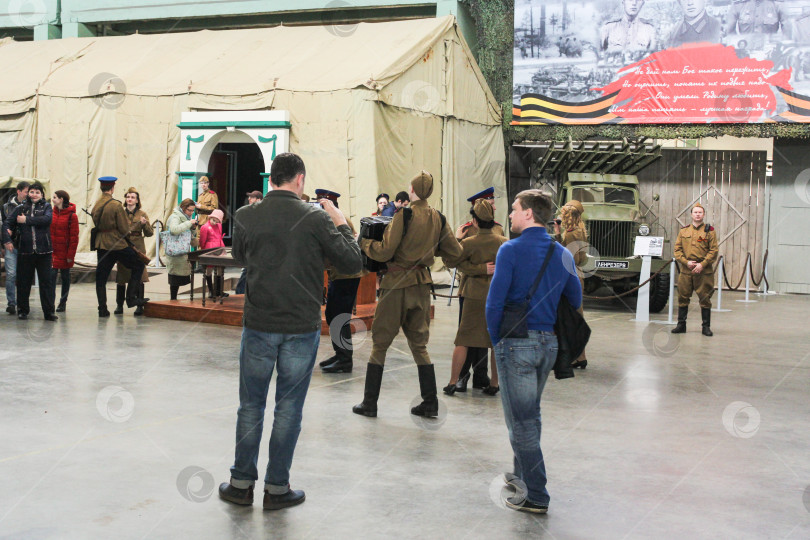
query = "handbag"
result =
(499, 242, 556, 339)
(553, 296, 591, 380)
(160, 229, 192, 256)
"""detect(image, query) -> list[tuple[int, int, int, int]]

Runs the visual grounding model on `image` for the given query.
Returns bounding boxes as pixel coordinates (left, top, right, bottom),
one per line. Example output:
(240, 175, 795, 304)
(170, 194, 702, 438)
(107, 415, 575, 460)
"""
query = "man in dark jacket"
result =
(2, 180, 29, 314)
(219, 153, 362, 511)
(2, 182, 57, 321)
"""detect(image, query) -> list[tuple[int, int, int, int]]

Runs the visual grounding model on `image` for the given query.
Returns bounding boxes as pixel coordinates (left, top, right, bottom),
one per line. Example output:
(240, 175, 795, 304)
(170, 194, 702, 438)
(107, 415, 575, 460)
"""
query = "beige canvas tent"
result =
(0, 16, 506, 256)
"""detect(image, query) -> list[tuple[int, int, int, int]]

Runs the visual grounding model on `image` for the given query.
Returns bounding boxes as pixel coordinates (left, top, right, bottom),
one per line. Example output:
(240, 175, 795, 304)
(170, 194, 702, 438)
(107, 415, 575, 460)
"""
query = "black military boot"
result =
(411, 364, 439, 418)
(352, 363, 383, 417)
(134, 285, 146, 316)
(470, 348, 490, 389)
(671, 307, 688, 334)
(114, 285, 126, 315)
(322, 352, 352, 373)
(701, 308, 713, 337)
(319, 355, 339, 368)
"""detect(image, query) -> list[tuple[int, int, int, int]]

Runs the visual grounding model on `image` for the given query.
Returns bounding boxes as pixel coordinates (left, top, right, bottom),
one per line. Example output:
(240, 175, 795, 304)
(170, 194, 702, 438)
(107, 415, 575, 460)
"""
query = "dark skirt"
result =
(168, 274, 191, 287)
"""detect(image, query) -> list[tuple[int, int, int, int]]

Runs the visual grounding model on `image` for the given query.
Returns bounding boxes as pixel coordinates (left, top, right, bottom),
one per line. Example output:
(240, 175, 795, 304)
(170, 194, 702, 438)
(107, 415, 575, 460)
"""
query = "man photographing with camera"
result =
(219, 152, 362, 510)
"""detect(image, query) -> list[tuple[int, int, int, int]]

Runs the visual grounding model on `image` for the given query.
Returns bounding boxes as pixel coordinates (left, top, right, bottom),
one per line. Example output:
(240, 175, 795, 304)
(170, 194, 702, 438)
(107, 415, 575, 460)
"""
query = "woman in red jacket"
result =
(50, 190, 79, 312)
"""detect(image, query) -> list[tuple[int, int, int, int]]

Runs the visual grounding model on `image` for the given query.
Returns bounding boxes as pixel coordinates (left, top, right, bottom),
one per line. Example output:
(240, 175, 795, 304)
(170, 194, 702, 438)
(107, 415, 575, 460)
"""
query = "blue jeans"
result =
(230, 327, 319, 494)
(495, 330, 558, 505)
(4, 247, 17, 307)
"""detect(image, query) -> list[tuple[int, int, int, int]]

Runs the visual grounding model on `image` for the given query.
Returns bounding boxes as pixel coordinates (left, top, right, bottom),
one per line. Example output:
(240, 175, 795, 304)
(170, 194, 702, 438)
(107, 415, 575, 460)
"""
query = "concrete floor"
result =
(1, 278, 809, 539)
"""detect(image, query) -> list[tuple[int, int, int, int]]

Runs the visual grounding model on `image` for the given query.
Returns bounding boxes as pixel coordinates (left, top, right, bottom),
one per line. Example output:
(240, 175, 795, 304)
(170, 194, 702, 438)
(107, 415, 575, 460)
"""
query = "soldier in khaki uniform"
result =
(315, 189, 367, 374)
(353, 171, 462, 418)
(554, 199, 590, 367)
(195, 176, 219, 227)
(114, 187, 153, 317)
(91, 176, 148, 317)
(725, 0, 788, 35)
(442, 199, 507, 396)
(672, 203, 719, 336)
(453, 187, 504, 392)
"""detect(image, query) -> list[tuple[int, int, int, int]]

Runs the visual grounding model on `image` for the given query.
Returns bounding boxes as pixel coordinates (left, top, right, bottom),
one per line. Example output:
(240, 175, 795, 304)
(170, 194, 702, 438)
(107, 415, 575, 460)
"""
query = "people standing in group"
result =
(234, 191, 263, 295)
(486, 189, 582, 514)
(672, 203, 719, 336)
(195, 176, 219, 227)
(165, 198, 199, 301)
(453, 187, 505, 392)
(199, 208, 228, 299)
(317, 189, 365, 374)
(114, 187, 153, 316)
(353, 171, 462, 419)
(50, 190, 79, 313)
(91, 177, 149, 317)
(2, 181, 29, 315)
(2, 182, 57, 321)
(219, 153, 362, 510)
(442, 199, 506, 396)
(554, 199, 590, 368)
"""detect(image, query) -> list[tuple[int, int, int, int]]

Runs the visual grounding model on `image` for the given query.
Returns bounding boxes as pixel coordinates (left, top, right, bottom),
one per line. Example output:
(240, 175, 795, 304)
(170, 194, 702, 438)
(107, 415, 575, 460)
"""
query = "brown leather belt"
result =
(129, 232, 142, 237)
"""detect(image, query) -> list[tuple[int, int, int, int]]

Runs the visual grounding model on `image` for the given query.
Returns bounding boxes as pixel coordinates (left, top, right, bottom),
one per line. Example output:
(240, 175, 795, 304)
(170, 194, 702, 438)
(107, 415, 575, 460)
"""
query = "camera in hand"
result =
(307, 201, 324, 209)
(359, 215, 393, 272)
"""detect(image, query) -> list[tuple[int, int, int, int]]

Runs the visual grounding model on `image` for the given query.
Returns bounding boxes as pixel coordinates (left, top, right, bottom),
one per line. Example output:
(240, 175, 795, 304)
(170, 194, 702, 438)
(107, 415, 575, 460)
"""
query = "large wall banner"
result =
(512, 0, 810, 124)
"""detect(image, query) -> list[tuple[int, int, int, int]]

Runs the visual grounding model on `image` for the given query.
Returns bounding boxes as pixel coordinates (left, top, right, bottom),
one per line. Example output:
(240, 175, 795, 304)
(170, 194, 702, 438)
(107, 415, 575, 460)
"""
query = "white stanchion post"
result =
(632, 255, 651, 322)
(737, 256, 758, 303)
(756, 256, 777, 296)
(447, 268, 457, 307)
(153, 222, 164, 268)
(714, 257, 731, 312)
(667, 259, 675, 324)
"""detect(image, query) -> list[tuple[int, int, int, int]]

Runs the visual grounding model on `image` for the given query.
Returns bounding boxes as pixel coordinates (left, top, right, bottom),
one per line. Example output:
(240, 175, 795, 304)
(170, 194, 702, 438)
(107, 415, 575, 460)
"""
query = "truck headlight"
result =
(638, 224, 650, 236)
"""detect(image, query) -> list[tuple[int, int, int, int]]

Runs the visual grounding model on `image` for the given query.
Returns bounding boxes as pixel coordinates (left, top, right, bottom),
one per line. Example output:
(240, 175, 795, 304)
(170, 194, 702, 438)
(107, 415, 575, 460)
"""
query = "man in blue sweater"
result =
(486, 189, 582, 514)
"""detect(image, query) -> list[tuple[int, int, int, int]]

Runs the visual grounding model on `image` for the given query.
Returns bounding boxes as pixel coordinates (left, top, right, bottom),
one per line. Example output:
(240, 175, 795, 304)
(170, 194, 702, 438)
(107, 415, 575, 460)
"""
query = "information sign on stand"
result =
(632, 237, 664, 322)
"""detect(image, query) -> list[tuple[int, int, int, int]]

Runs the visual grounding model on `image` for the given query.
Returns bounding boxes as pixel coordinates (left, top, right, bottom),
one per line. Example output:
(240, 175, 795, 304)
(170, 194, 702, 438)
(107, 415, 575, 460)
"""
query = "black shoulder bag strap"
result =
(524, 242, 557, 306)
(93, 198, 114, 225)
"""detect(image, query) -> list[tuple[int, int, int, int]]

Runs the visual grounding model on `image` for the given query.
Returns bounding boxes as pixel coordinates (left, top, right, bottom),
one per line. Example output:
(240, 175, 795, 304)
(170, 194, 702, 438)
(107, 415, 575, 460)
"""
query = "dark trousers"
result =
(51, 268, 71, 307)
(96, 248, 145, 310)
(457, 296, 489, 383)
(325, 277, 361, 361)
(17, 253, 55, 316)
(235, 268, 247, 294)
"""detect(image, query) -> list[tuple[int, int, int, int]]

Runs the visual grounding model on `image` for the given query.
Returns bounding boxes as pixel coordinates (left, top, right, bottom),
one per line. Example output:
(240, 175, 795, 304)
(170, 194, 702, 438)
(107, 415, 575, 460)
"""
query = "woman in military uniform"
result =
(442, 199, 507, 396)
(114, 187, 153, 316)
(554, 200, 589, 368)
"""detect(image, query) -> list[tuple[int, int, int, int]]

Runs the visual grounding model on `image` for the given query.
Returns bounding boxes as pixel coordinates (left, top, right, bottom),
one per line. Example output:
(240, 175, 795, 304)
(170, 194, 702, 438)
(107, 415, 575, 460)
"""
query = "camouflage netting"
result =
(465, 0, 810, 141)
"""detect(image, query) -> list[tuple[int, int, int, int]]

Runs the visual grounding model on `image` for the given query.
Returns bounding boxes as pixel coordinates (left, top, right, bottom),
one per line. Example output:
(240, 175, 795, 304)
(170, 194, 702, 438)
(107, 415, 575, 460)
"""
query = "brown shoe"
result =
(218, 483, 254, 506)
(263, 487, 305, 510)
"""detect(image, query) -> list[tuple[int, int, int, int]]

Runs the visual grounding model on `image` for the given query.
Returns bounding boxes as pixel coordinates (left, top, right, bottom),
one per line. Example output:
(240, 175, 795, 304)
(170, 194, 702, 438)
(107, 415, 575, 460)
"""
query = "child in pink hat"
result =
(199, 209, 227, 298)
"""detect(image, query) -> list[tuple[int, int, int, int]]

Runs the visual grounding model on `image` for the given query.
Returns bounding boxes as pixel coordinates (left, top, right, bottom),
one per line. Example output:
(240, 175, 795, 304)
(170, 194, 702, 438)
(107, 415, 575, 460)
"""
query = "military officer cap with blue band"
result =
(466, 187, 495, 203)
(98, 176, 118, 182)
(315, 189, 340, 203)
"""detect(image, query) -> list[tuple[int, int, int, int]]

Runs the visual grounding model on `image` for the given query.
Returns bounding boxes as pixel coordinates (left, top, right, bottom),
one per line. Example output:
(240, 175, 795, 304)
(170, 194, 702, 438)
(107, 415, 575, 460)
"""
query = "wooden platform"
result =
(143, 272, 434, 333)
(143, 295, 435, 334)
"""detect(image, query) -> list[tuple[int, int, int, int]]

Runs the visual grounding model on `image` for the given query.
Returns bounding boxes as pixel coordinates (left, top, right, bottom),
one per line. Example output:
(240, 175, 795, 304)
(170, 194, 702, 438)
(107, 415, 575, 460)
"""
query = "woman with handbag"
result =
(50, 190, 79, 312)
(114, 188, 153, 316)
(554, 200, 589, 369)
(164, 198, 198, 300)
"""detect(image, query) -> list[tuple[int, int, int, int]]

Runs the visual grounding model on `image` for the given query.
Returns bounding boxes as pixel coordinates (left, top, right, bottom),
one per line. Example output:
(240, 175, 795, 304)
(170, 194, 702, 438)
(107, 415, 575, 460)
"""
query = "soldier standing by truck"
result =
(672, 203, 719, 336)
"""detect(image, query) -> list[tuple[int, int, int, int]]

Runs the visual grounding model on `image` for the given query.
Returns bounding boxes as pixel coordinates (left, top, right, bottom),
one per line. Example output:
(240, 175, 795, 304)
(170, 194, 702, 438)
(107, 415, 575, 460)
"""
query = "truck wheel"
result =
(649, 273, 670, 313)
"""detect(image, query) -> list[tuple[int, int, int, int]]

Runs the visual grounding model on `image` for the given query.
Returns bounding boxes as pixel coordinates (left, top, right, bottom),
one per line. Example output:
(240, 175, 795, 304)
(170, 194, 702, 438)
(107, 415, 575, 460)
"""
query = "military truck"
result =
(557, 173, 670, 312)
